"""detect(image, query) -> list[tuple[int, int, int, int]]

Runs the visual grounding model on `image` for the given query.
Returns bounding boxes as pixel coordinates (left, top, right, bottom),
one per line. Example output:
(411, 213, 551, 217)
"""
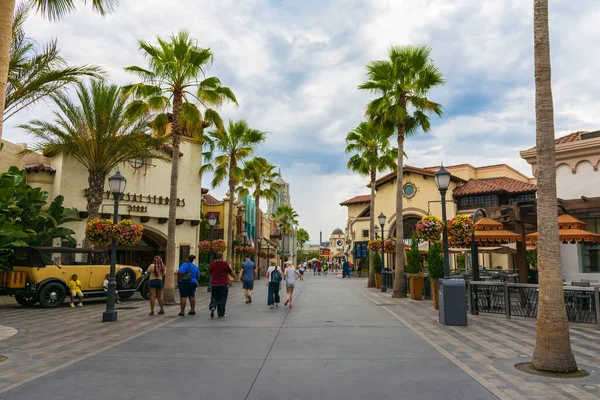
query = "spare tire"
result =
(115, 268, 136, 290)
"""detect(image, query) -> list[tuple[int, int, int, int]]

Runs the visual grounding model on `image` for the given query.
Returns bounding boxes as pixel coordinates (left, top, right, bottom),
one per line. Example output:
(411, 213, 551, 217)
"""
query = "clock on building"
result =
(336, 239, 343, 246)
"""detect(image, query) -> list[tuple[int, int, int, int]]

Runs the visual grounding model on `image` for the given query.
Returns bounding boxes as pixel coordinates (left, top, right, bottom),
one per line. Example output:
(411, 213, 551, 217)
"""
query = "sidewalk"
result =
(354, 280, 600, 400)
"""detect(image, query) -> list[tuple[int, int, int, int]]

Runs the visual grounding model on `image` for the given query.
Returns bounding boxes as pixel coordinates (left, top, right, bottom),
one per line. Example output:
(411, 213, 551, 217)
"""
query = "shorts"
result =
(178, 282, 198, 298)
(299, 270, 304, 275)
(149, 279, 164, 289)
(71, 291, 83, 298)
(242, 280, 254, 290)
(286, 283, 295, 288)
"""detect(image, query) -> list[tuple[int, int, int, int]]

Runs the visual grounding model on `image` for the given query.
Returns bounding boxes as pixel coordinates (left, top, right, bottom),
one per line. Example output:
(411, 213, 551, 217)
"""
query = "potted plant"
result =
(384, 238, 397, 254)
(85, 218, 113, 247)
(113, 219, 144, 246)
(447, 214, 474, 246)
(427, 241, 444, 309)
(416, 215, 443, 242)
(369, 252, 383, 288)
(212, 239, 227, 253)
(198, 240, 212, 254)
(406, 234, 424, 300)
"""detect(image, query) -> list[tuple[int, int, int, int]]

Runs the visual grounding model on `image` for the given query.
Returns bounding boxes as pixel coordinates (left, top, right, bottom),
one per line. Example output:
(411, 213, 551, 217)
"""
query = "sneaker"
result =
(116, 301, 121, 304)
(245, 300, 249, 304)
(270, 305, 274, 309)
(275, 303, 279, 307)
(158, 309, 165, 315)
(289, 303, 292, 309)
(248, 295, 252, 303)
(70, 303, 75, 308)
(149, 311, 154, 316)
(210, 308, 215, 319)
(188, 311, 196, 315)
(77, 303, 83, 307)
(178, 312, 185, 317)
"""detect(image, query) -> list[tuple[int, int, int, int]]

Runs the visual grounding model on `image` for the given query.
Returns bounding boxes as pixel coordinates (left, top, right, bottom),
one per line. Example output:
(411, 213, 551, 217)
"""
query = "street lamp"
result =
(242, 229, 247, 255)
(378, 212, 387, 293)
(435, 164, 451, 279)
(257, 237, 262, 280)
(207, 214, 217, 293)
(102, 170, 126, 322)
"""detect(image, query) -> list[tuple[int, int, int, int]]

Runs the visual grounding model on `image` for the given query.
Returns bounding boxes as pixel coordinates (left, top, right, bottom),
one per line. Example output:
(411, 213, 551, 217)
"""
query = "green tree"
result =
(345, 121, 397, 288)
(531, 0, 577, 372)
(19, 79, 168, 222)
(0, 167, 79, 269)
(427, 242, 444, 281)
(237, 157, 281, 259)
(273, 203, 299, 262)
(296, 228, 310, 260)
(359, 45, 444, 298)
(0, 0, 116, 139)
(405, 234, 422, 275)
(123, 31, 237, 303)
(203, 120, 266, 263)
(4, 4, 103, 122)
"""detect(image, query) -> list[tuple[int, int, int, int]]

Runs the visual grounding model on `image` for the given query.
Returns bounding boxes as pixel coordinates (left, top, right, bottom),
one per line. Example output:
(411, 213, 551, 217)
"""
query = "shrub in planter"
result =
(86, 218, 113, 247)
(427, 241, 444, 309)
(406, 234, 424, 300)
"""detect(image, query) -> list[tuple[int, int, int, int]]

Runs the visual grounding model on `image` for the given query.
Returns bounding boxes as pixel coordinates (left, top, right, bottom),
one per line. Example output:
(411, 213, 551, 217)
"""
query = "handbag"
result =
(180, 262, 193, 282)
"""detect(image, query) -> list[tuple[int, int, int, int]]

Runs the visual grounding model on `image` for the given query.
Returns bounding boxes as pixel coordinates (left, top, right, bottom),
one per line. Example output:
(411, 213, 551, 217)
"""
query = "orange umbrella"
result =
(468, 218, 522, 244)
(526, 214, 600, 244)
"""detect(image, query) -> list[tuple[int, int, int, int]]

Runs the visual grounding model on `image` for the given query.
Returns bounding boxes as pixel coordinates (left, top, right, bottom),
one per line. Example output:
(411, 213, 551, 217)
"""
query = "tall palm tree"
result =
(5, 4, 103, 122)
(273, 203, 299, 261)
(346, 121, 397, 288)
(203, 120, 266, 263)
(296, 228, 309, 260)
(123, 31, 237, 304)
(531, 0, 577, 373)
(19, 79, 168, 221)
(0, 0, 116, 139)
(359, 45, 444, 298)
(237, 157, 281, 259)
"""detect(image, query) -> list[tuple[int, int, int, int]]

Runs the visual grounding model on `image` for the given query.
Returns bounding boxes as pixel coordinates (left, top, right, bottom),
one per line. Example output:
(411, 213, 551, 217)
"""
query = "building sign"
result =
(84, 189, 186, 207)
(320, 248, 330, 256)
(355, 242, 367, 259)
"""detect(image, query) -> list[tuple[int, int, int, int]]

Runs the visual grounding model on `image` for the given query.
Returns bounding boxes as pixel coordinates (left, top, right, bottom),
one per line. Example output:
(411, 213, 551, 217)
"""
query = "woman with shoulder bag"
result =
(147, 255, 165, 316)
(178, 255, 200, 317)
(266, 259, 283, 309)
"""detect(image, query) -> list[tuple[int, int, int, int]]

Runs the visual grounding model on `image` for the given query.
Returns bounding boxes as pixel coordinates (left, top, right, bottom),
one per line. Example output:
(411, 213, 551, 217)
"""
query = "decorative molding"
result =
(158, 218, 167, 224)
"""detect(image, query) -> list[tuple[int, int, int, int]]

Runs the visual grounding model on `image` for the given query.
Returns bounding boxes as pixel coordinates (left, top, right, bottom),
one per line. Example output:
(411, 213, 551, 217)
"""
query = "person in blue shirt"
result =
(238, 255, 256, 304)
(177, 255, 200, 316)
(342, 259, 350, 278)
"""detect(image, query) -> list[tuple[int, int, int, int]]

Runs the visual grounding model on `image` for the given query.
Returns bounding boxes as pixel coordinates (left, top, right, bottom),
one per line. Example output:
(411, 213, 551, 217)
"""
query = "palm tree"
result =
(346, 121, 397, 288)
(19, 79, 168, 221)
(237, 157, 282, 260)
(359, 45, 444, 298)
(0, 0, 116, 139)
(203, 120, 266, 263)
(296, 228, 310, 261)
(273, 203, 299, 261)
(531, 0, 577, 373)
(123, 31, 237, 304)
(5, 4, 103, 122)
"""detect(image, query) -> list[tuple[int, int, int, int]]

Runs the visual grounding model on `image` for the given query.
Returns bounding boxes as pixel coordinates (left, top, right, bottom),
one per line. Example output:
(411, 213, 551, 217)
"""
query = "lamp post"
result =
(378, 212, 387, 293)
(207, 214, 217, 293)
(257, 237, 262, 280)
(435, 164, 452, 279)
(471, 208, 486, 314)
(102, 170, 126, 323)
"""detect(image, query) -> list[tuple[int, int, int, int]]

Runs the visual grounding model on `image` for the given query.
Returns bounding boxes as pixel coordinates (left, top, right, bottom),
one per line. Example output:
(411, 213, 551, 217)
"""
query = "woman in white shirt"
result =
(284, 261, 301, 308)
(266, 259, 283, 309)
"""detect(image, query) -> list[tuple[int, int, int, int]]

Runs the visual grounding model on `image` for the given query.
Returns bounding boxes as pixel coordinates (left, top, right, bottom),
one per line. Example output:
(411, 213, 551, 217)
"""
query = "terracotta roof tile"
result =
(203, 194, 221, 205)
(555, 131, 586, 145)
(25, 163, 55, 173)
(453, 177, 536, 196)
(369, 165, 465, 189)
(340, 195, 371, 206)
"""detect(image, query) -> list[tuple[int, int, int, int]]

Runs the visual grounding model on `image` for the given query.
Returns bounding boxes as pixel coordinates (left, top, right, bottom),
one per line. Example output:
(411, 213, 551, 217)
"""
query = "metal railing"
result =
(467, 281, 600, 327)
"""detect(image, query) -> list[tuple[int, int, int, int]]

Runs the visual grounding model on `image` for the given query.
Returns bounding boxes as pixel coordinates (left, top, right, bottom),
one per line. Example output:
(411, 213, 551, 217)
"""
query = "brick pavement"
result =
(355, 281, 600, 400)
(0, 290, 211, 394)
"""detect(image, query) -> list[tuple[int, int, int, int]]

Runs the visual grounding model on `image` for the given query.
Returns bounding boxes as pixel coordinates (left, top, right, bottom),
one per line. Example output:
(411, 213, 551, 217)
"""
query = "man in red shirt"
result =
(209, 252, 235, 318)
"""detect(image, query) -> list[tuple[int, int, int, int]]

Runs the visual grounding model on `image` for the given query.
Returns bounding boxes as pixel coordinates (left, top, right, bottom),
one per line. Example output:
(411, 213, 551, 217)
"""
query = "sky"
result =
(4, 0, 600, 245)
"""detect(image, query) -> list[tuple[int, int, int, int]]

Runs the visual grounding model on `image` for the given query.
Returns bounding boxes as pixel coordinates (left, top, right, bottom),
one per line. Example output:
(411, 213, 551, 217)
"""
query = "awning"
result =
(468, 218, 522, 244)
(526, 214, 600, 244)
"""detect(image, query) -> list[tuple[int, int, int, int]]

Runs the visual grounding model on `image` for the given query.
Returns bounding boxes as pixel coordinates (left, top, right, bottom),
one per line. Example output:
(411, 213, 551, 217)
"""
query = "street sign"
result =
(319, 248, 330, 256)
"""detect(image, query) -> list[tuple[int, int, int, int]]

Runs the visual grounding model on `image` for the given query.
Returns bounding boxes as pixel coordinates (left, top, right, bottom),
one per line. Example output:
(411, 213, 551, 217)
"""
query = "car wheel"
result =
(141, 280, 150, 300)
(39, 282, 66, 308)
(115, 268, 136, 290)
(15, 293, 38, 307)
(118, 291, 134, 299)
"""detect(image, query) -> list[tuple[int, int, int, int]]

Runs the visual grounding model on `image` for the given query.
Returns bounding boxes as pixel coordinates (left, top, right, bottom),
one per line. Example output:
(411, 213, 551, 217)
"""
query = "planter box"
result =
(410, 276, 424, 300)
(374, 273, 382, 289)
(431, 280, 439, 310)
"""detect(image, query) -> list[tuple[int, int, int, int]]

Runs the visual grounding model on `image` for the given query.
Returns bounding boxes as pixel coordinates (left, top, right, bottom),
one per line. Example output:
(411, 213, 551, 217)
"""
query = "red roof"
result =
(203, 194, 221, 205)
(453, 177, 536, 196)
(555, 131, 586, 145)
(369, 165, 464, 189)
(340, 195, 371, 206)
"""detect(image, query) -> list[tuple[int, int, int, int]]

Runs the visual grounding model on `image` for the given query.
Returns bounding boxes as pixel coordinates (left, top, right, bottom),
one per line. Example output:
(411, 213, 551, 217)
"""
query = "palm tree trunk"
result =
(226, 173, 235, 263)
(86, 170, 106, 222)
(531, 0, 577, 372)
(163, 92, 183, 305)
(0, 0, 16, 138)
(255, 193, 260, 276)
(368, 169, 376, 288)
(392, 128, 406, 298)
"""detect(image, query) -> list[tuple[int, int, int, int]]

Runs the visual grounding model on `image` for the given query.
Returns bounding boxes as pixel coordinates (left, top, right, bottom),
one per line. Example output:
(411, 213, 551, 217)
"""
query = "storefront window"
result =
(179, 245, 190, 265)
(581, 244, 600, 273)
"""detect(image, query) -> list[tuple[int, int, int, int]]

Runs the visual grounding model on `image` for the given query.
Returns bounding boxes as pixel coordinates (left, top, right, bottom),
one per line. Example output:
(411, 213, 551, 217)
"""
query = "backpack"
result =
(271, 267, 282, 283)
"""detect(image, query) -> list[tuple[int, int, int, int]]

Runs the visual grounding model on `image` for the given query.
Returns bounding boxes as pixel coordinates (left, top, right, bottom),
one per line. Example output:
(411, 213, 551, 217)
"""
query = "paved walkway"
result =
(0, 275, 496, 400)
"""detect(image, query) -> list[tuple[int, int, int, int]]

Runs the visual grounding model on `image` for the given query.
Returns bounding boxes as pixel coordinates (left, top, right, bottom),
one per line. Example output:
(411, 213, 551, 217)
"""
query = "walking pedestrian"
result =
(284, 261, 301, 308)
(266, 259, 283, 309)
(147, 255, 165, 316)
(313, 262, 317, 275)
(342, 258, 350, 278)
(209, 252, 235, 318)
(238, 255, 256, 304)
(298, 264, 305, 281)
(178, 255, 200, 316)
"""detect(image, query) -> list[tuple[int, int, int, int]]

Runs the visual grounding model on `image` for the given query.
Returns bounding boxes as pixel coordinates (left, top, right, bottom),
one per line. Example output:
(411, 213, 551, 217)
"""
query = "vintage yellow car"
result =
(0, 247, 150, 308)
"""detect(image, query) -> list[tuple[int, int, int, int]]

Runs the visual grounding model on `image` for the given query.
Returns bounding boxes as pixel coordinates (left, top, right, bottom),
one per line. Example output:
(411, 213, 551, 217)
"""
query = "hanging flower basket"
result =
(85, 218, 114, 247)
(234, 245, 245, 254)
(259, 250, 268, 258)
(268, 253, 275, 259)
(384, 238, 397, 253)
(113, 219, 144, 246)
(447, 214, 475, 245)
(367, 239, 383, 252)
(244, 245, 255, 255)
(212, 239, 227, 253)
(198, 240, 212, 254)
(416, 216, 443, 242)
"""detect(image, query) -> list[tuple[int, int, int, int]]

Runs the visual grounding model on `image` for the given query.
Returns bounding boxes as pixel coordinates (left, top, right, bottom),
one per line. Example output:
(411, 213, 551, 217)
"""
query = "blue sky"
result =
(4, 0, 600, 244)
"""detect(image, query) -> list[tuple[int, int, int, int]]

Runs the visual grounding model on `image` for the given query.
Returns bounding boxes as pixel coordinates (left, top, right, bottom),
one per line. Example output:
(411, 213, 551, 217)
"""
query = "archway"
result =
(388, 214, 423, 241)
(116, 227, 167, 270)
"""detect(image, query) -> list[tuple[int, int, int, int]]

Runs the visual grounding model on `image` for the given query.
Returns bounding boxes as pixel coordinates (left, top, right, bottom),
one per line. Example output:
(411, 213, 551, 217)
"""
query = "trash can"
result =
(438, 279, 467, 326)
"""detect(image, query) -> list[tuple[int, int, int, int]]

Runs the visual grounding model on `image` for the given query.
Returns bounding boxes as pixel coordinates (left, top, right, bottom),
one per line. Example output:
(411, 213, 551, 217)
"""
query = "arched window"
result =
(403, 216, 421, 240)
